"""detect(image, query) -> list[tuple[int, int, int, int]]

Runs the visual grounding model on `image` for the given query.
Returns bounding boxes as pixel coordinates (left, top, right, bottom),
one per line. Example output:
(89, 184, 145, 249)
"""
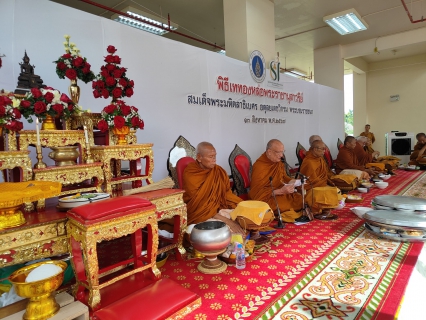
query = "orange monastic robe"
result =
(410, 142, 425, 162)
(335, 146, 365, 174)
(183, 161, 241, 225)
(299, 151, 331, 189)
(354, 142, 373, 165)
(360, 131, 375, 153)
(249, 153, 302, 221)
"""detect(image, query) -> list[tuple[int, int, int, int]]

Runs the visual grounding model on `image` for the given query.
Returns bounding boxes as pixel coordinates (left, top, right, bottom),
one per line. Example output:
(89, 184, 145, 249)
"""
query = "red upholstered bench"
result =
(93, 278, 201, 320)
(66, 196, 160, 311)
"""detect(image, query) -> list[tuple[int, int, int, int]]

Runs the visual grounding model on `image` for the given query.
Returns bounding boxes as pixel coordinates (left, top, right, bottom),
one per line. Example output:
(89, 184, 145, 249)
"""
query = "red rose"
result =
(97, 81, 105, 89)
(113, 116, 125, 129)
(97, 119, 109, 133)
(128, 80, 134, 87)
(131, 106, 138, 112)
(119, 78, 127, 87)
(73, 57, 84, 67)
(104, 55, 115, 63)
(0, 105, 5, 116)
(102, 89, 109, 99)
(114, 69, 124, 78)
(20, 100, 31, 108)
(68, 104, 74, 112)
(107, 45, 117, 54)
(65, 68, 77, 80)
(82, 67, 90, 74)
(85, 62, 91, 69)
(5, 120, 23, 132)
(138, 119, 144, 130)
(62, 53, 72, 59)
(106, 64, 116, 72)
(0, 96, 12, 105)
(131, 117, 140, 128)
(114, 56, 121, 64)
(31, 88, 42, 99)
(93, 90, 101, 98)
(104, 104, 116, 114)
(34, 101, 47, 114)
(60, 93, 71, 103)
(112, 88, 122, 99)
(52, 104, 64, 115)
(125, 88, 134, 97)
(44, 92, 54, 103)
(57, 62, 67, 70)
(101, 69, 110, 78)
(12, 108, 21, 119)
(121, 105, 131, 116)
(106, 77, 116, 87)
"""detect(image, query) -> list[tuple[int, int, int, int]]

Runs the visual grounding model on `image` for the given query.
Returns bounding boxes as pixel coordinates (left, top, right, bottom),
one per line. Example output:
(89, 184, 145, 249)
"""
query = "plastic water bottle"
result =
(235, 243, 246, 270)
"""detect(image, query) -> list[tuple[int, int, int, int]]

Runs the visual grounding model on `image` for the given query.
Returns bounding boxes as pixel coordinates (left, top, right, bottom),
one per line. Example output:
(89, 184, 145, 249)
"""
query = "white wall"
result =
(0, 0, 343, 181)
(366, 54, 426, 155)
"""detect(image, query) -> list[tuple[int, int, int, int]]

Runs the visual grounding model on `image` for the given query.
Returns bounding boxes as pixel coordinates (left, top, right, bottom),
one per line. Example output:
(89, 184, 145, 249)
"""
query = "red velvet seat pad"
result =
(67, 196, 155, 225)
(93, 278, 200, 320)
(234, 154, 251, 188)
(176, 157, 195, 189)
(324, 149, 333, 168)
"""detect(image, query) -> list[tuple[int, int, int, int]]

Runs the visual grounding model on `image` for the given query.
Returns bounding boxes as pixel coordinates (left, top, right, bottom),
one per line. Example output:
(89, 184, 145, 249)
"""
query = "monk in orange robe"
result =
(249, 139, 303, 222)
(183, 142, 243, 234)
(360, 124, 376, 153)
(335, 136, 376, 177)
(409, 133, 426, 165)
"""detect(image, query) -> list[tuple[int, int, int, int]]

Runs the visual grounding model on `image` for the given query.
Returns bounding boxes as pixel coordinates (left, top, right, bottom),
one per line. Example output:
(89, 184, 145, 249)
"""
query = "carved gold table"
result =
(33, 163, 104, 197)
(0, 199, 68, 268)
(0, 151, 32, 182)
(91, 144, 154, 194)
(66, 196, 160, 311)
(133, 189, 187, 260)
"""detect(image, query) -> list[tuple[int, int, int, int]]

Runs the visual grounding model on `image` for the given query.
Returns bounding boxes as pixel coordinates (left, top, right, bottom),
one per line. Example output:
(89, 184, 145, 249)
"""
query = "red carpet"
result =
(158, 169, 424, 319)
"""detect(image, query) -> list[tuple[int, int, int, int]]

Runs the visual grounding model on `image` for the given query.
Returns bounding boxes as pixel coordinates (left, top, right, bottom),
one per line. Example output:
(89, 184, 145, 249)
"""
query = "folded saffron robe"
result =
(183, 161, 242, 225)
(335, 146, 365, 174)
(249, 153, 302, 222)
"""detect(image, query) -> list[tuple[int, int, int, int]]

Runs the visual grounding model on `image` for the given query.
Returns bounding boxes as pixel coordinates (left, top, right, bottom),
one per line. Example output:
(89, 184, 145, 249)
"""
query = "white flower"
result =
(12, 97, 20, 108)
(64, 34, 70, 39)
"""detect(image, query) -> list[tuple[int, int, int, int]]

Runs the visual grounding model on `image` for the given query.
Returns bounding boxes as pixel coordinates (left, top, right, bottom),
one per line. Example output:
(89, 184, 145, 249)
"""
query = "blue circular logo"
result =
(249, 50, 266, 83)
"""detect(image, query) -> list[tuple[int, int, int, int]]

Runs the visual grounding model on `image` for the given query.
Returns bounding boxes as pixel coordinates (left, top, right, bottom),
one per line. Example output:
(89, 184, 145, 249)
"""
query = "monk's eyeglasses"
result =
(270, 149, 284, 155)
(315, 147, 326, 151)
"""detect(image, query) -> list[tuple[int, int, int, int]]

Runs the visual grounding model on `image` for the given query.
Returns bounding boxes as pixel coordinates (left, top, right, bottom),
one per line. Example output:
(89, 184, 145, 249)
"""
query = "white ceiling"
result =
(51, 0, 426, 74)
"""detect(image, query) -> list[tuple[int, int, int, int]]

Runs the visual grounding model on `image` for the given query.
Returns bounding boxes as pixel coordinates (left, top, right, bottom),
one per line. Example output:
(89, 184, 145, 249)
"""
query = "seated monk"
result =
(335, 136, 376, 178)
(299, 140, 349, 214)
(182, 142, 272, 243)
(300, 134, 322, 157)
(249, 139, 303, 223)
(354, 136, 386, 175)
(409, 133, 426, 166)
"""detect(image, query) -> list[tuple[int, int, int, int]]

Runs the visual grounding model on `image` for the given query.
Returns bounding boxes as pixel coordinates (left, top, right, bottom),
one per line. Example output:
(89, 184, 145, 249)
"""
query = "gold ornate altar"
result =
(91, 144, 154, 194)
(0, 150, 32, 182)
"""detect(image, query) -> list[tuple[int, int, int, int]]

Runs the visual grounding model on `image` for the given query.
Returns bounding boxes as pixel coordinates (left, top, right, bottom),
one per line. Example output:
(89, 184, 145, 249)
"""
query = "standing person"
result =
(360, 124, 375, 154)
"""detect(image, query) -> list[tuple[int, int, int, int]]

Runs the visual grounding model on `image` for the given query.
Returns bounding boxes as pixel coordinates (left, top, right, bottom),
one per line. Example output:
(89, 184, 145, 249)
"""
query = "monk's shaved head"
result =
(311, 140, 324, 149)
(344, 136, 355, 144)
(196, 142, 215, 155)
(356, 136, 368, 143)
(266, 139, 282, 151)
(309, 135, 322, 146)
(416, 133, 426, 139)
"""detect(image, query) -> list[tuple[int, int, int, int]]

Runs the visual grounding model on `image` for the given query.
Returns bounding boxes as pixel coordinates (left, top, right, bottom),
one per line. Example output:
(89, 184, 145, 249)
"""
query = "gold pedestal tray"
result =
(9, 260, 67, 320)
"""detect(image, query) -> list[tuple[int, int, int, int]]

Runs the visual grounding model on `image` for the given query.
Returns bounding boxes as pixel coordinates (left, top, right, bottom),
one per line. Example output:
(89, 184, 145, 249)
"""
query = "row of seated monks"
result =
(410, 132, 426, 166)
(171, 134, 395, 245)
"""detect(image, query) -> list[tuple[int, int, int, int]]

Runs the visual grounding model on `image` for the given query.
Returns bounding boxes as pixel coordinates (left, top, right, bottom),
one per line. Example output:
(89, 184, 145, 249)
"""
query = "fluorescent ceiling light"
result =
(112, 6, 178, 36)
(323, 8, 368, 35)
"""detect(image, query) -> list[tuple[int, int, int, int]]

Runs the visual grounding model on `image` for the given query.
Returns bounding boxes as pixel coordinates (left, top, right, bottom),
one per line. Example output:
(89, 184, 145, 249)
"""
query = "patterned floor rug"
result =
(160, 169, 425, 320)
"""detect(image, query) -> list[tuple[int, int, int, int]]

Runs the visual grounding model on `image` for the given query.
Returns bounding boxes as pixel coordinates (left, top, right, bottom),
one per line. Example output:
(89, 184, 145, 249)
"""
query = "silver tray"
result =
(364, 209, 426, 228)
(373, 195, 426, 211)
(364, 226, 426, 243)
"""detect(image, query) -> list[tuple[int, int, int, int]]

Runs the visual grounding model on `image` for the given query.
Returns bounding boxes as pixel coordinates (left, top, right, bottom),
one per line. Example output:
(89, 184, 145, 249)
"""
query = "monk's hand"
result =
(213, 214, 245, 235)
(372, 151, 380, 158)
(274, 184, 295, 195)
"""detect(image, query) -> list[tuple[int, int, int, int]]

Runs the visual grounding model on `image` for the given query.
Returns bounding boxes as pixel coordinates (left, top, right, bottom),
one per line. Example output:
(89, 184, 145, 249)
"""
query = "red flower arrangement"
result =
(0, 93, 23, 133)
(54, 35, 95, 83)
(92, 45, 135, 100)
(19, 87, 79, 123)
(97, 100, 144, 133)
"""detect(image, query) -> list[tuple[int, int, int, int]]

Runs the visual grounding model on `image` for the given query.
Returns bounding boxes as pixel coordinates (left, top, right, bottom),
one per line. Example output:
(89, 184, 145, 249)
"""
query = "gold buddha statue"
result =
(15, 51, 45, 95)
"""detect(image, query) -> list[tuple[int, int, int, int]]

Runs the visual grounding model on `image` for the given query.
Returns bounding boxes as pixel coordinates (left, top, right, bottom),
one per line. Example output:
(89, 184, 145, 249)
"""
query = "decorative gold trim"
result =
(166, 297, 202, 320)
(0, 150, 32, 181)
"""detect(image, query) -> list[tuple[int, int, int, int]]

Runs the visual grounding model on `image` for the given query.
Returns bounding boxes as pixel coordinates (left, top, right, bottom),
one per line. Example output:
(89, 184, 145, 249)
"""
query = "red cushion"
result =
(298, 149, 306, 162)
(93, 278, 200, 320)
(324, 148, 333, 167)
(67, 196, 155, 225)
(234, 154, 251, 188)
(176, 157, 195, 189)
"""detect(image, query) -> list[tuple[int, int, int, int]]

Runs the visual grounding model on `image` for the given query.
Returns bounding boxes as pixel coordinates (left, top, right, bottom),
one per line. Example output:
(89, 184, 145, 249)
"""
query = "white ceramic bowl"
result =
(350, 206, 372, 219)
(358, 187, 368, 193)
(361, 182, 373, 188)
(375, 181, 388, 189)
(378, 174, 391, 181)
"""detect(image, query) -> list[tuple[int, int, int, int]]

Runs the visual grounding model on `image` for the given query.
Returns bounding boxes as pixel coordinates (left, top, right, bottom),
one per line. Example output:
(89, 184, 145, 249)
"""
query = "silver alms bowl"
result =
(190, 221, 231, 253)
